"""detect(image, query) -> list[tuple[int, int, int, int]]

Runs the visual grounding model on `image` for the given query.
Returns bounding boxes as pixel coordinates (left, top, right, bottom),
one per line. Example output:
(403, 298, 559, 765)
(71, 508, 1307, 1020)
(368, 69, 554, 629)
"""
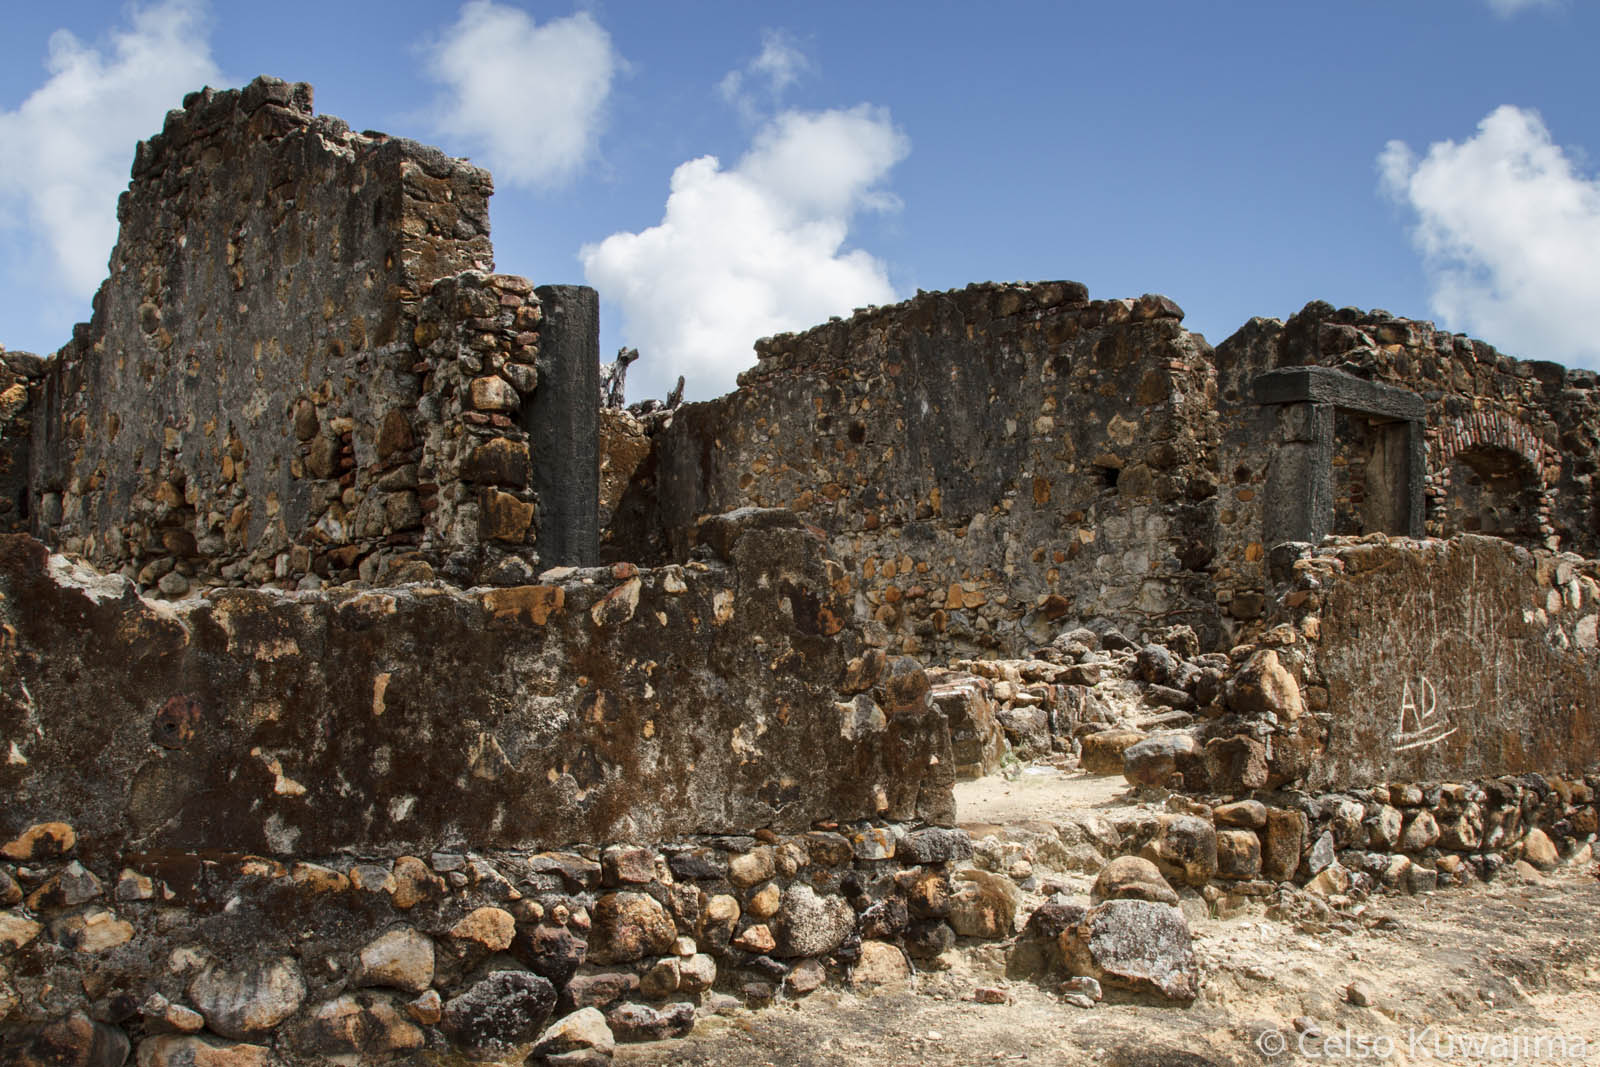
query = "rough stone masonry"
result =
(1, 75, 1598, 1065)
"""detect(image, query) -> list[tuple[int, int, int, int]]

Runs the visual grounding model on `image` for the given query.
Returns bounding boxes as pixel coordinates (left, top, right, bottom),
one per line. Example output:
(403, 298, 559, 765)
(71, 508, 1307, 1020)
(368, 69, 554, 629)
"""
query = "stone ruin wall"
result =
(25, 77, 593, 597)
(0, 510, 951, 857)
(0, 511, 976, 1063)
(1252, 534, 1600, 791)
(5, 73, 1600, 1065)
(616, 282, 1224, 658)
(1213, 302, 1600, 627)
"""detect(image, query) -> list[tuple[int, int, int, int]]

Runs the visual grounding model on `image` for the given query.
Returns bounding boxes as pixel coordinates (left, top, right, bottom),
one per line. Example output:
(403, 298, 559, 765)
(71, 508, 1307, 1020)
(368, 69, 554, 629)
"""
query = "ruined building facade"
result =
(1, 77, 1598, 1064)
(5, 79, 1599, 656)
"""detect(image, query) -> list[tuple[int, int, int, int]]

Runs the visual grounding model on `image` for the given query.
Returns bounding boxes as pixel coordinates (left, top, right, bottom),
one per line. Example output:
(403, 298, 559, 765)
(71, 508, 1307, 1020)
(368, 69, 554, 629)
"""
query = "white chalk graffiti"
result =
(1393, 675, 1458, 751)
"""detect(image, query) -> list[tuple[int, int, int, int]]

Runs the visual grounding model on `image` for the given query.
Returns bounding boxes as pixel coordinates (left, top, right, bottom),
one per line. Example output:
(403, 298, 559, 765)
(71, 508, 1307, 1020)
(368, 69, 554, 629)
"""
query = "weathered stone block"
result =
(463, 437, 532, 488)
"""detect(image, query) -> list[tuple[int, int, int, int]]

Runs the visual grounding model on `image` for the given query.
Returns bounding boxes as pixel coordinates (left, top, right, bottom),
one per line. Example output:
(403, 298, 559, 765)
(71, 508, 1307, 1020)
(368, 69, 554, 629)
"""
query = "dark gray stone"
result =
(442, 970, 556, 1049)
(530, 284, 600, 566)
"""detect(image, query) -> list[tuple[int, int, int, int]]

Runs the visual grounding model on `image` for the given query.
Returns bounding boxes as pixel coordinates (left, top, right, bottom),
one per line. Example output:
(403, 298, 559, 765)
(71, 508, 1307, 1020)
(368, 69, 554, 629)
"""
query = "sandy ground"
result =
(617, 768, 1600, 1066)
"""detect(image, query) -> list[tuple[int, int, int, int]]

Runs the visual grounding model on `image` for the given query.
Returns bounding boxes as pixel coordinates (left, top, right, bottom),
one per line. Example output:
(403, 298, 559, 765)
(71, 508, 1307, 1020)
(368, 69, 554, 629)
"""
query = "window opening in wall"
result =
(1330, 410, 1411, 536)
(1444, 445, 1542, 543)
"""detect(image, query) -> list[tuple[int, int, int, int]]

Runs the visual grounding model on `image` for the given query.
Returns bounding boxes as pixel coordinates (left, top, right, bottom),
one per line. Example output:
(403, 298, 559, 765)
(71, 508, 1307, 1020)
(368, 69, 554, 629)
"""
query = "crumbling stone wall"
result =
(0, 811, 994, 1064)
(1159, 534, 1600, 803)
(26, 77, 590, 595)
(1214, 303, 1600, 626)
(631, 283, 1223, 657)
(0, 512, 951, 856)
(1258, 534, 1600, 791)
(0, 508, 968, 1061)
(0, 350, 44, 534)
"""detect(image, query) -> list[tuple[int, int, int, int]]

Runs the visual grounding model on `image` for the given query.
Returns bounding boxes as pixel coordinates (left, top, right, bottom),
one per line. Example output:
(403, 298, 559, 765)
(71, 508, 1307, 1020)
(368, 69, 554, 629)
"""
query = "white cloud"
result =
(718, 30, 812, 121)
(423, 2, 617, 190)
(581, 105, 909, 400)
(0, 0, 220, 299)
(1485, 0, 1558, 16)
(1379, 105, 1600, 367)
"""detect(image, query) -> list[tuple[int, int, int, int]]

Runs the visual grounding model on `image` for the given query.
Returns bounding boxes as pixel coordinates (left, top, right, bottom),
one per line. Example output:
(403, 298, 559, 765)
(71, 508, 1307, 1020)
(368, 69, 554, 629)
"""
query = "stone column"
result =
(529, 285, 600, 566)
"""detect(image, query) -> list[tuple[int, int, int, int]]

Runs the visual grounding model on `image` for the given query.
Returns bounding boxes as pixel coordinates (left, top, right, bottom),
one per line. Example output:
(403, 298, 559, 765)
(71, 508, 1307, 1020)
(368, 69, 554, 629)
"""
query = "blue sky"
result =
(1, 1, 1597, 401)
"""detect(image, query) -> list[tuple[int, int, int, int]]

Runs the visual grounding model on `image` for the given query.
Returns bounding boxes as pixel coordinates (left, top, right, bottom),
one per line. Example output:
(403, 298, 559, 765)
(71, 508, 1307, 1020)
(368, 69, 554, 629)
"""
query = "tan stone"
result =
(300, 993, 424, 1055)
(705, 894, 740, 928)
(290, 863, 348, 893)
(732, 924, 776, 953)
(54, 907, 135, 953)
(587, 892, 677, 963)
(947, 869, 1018, 939)
(482, 584, 565, 625)
(1522, 827, 1560, 870)
(389, 856, 443, 909)
(448, 907, 516, 952)
(405, 989, 442, 1026)
(469, 376, 519, 412)
(1090, 856, 1178, 905)
(356, 927, 434, 993)
(137, 1035, 275, 1067)
(531, 1006, 614, 1059)
(480, 489, 535, 542)
(1227, 649, 1304, 721)
(746, 882, 781, 920)
(590, 577, 642, 627)
(2, 821, 75, 861)
(0, 911, 42, 953)
(850, 941, 910, 992)
(187, 957, 306, 1040)
(1079, 730, 1146, 775)
(728, 846, 776, 888)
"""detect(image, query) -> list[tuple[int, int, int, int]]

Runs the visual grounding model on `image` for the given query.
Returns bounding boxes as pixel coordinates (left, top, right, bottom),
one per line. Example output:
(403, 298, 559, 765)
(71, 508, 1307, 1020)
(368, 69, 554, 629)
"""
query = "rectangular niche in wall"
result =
(1330, 410, 1414, 536)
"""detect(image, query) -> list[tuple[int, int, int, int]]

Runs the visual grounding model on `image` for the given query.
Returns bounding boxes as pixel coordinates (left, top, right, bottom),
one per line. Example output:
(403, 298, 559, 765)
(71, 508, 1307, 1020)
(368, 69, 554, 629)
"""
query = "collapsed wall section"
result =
(1214, 303, 1600, 626)
(631, 283, 1223, 657)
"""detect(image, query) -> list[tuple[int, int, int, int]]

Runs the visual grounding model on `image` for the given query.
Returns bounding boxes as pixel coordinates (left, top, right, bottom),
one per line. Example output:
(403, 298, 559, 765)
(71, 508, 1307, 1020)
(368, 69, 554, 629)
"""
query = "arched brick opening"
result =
(1441, 445, 1543, 542)
(1428, 413, 1554, 548)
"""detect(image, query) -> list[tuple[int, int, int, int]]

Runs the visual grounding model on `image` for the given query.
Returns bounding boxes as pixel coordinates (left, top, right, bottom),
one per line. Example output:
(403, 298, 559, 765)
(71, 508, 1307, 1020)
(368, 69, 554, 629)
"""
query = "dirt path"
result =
(618, 769, 1600, 1066)
(620, 871, 1600, 1066)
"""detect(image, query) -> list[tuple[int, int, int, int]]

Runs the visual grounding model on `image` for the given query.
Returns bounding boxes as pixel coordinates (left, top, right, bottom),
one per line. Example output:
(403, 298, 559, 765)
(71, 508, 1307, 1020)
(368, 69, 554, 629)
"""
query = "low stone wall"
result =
(1259, 534, 1600, 790)
(0, 816, 990, 1064)
(1114, 775, 1593, 899)
(0, 509, 952, 857)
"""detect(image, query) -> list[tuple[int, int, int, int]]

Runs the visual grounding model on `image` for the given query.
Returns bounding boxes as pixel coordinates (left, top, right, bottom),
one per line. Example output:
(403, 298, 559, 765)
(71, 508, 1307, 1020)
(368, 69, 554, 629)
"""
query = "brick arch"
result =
(1427, 412, 1556, 544)
(1430, 411, 1550, 476)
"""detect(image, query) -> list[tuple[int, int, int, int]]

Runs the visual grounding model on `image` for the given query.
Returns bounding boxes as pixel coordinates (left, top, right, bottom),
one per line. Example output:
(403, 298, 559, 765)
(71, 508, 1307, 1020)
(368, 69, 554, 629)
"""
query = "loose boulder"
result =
(1079, 729, 1146, 775)
(1141, 814, 1218, 886)
(1060, 900, 1199, 1003)
(1122, 732, 1202, 789)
